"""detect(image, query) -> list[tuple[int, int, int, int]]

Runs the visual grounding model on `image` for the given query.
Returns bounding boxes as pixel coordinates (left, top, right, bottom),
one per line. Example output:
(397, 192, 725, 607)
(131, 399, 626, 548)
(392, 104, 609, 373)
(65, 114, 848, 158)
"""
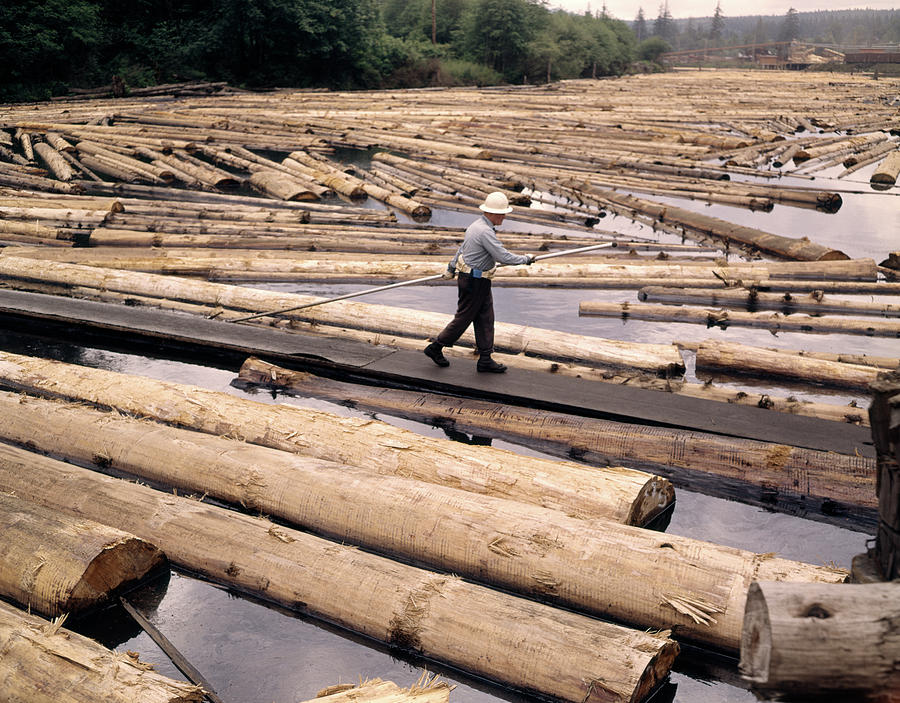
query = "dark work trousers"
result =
(434, 273, 495, 355)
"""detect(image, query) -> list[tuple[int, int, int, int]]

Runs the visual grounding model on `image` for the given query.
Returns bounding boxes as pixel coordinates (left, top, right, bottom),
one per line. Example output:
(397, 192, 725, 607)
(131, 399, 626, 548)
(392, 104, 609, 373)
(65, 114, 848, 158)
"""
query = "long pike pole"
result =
(227, 241, 616, 324)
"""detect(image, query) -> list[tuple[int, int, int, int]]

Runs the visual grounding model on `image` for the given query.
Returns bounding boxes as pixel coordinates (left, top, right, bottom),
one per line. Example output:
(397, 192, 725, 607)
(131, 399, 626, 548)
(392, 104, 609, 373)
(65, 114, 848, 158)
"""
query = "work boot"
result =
(476, 356, 507, 373)
(424, 342, 450, 367)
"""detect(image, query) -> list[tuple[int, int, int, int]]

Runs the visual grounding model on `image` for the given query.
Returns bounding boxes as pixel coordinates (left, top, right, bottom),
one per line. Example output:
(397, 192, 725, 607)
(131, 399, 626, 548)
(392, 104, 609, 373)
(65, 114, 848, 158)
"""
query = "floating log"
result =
(0, 389, 847, 650)
(0, 599, 204, 703)
(739, 581, 900, 700)
(869, 371, 900, 581)
(579, 301, 900, 338)
(0, 257, 686, 375)
(0, 492, 165, 616)
(0, 443, 678, 703)
(239, 357, 877, 518)
(249, 168, 320, 201)
(0, 350, 672, 526)
(576, 187, 849, 261)
(639, 285, 900, 317)
(871, 149, 900, 185)
(695, 340, 881, 391)
(33, 142, 75, 181)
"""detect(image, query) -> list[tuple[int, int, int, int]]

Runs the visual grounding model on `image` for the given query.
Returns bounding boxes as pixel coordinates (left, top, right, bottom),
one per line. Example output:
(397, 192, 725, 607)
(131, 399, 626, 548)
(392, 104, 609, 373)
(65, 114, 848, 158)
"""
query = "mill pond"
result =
(0, 69, 898, 703)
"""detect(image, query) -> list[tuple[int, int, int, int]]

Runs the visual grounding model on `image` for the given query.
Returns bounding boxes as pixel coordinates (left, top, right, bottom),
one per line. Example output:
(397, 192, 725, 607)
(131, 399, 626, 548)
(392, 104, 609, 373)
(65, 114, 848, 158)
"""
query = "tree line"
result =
(0, 0, 653, 103)
(634, 4, 900, 52)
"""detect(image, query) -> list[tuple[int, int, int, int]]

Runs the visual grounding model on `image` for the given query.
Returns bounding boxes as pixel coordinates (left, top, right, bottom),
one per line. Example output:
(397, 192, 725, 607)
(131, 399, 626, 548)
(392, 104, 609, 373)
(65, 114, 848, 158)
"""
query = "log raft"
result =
(0, 351, 672, 527)
(868, 370, 900, 581)
(0, 599, 204, 703)
(0, 492, 166, 616)
(0, 443, 679, 703)
(239, 357, 878, 521)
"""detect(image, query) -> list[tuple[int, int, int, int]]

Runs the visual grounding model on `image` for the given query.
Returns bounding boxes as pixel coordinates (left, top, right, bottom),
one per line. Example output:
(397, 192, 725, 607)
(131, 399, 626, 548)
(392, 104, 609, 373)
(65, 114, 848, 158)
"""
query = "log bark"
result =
(0, 256, 686, 375)
(0, 493, 165, 616)
(0, 389, 847, 651)
(739, 581, 900, 701)
(0, 599, 204, 703)
(695, 340, 881, 391)
(579, 301, 900, 338)
(239, 357, 877, 514)
(0, 443, 679, 703)
(639, 285, 900, 317)
(249, 168, 320, 201)
(0, 350, 671, 527)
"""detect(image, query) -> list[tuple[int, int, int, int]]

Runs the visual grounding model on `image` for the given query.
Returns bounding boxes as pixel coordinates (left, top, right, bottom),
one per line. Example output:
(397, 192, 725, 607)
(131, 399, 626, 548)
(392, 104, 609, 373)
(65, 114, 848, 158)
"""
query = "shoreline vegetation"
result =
(2, 2, 898, 103)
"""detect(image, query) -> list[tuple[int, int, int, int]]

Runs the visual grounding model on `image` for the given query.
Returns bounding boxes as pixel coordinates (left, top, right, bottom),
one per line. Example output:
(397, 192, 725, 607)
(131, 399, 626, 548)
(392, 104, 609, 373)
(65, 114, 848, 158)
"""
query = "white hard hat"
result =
(479, 191, 513, 214)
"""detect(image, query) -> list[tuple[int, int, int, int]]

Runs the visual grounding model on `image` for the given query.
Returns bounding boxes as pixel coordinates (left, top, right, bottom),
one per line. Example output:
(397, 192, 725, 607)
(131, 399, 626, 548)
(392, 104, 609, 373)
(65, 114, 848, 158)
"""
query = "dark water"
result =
(6, 162, 897, 703)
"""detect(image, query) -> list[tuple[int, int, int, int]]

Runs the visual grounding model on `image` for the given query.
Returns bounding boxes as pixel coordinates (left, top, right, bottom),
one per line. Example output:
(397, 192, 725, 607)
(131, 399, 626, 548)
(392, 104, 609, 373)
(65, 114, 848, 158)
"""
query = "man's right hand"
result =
(441, 264, 456, 280)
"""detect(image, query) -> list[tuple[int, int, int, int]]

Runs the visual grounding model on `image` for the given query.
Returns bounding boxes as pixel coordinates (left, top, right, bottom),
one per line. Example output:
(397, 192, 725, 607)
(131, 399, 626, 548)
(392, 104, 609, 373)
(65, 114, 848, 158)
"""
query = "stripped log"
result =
(695, 340, 882, 391)
(0, 443, 679, 703)
(0, 257, 686, 375)
(239, 356, 876, 512)
(33, 142, 75, 181)
(639, 286, 900, 318)
(249, 168, 320, 201)
(0, 492, 165, 616)
(576, 187, 849, 261)
(579, 301, 900, 338)
(0, 351, 672, 527)
(871, 150, 900, 185)
(740, 582, 900, 700)
(0, 389, 848, 650)
(0, 599, 204, 703)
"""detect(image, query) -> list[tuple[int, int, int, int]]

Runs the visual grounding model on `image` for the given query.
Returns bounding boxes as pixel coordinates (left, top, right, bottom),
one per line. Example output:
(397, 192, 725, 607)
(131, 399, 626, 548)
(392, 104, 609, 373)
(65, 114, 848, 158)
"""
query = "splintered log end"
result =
(628, 637, 680, 703)
(67, 536, 167, 614)
(628, 476, 675, 529)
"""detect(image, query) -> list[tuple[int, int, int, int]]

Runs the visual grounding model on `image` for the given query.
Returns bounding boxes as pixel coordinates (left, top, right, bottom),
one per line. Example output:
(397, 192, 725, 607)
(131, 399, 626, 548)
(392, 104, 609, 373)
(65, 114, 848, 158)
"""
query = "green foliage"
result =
(636, 36, 671, 63)
(459, 0, 542, 81)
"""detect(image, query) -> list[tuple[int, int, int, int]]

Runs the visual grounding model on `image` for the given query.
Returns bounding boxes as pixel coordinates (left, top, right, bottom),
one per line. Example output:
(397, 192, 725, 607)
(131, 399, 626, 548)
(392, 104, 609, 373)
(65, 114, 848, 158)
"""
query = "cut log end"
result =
(67, 537, 167, 614)
(629, 638, 680, 703)
(629, 475, 675, 529)
(738, 582, 771, 685)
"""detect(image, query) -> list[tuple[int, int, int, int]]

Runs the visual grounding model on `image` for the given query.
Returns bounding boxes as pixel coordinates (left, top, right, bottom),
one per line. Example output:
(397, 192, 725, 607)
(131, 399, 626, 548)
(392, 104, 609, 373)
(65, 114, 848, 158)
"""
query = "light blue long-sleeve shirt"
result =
(449, 215, 530, 273)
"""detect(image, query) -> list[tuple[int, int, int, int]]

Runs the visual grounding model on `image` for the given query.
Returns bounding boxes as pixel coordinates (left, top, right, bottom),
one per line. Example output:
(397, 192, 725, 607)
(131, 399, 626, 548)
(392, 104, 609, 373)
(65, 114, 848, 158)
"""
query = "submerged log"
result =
(308, 677, 453, 703)
(639, 285, 900, 318)
(239, 357, 877, 515)
(695, 340, 881, 391)
(740, 581, 900, 700)
(579, 301, 900, 338)
(0, 390, 847, 651)
(0, 600, 204, 703)
(0, 492, 165, 616)
(0, 257, 686, 375)
(0, 351, 672, 527)
(0, 443, 679, 703)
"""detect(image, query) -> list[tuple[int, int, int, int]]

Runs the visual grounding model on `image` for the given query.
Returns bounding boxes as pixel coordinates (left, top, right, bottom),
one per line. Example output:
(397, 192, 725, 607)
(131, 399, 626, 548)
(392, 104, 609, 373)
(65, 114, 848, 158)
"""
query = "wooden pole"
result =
(869, 370, 900, 581)
(0, 599, 204, 703)
(0, 390, 848, 651)
(0, 443, 679, 703)
(739, 581, 900, 699)
(0, 492, 165, 616)
(0, 351, 672, 527)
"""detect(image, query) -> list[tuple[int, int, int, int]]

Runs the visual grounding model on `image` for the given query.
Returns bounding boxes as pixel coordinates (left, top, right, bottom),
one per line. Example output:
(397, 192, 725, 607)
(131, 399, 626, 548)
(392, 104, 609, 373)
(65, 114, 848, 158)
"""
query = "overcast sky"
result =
(548, 0, 899, 20)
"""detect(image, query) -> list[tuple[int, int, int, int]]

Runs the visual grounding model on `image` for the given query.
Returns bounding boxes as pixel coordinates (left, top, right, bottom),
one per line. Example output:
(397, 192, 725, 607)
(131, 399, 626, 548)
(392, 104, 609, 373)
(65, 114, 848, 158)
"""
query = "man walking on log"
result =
(424, 192, 533, 373)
